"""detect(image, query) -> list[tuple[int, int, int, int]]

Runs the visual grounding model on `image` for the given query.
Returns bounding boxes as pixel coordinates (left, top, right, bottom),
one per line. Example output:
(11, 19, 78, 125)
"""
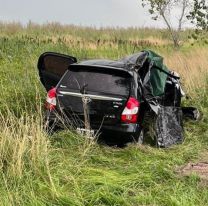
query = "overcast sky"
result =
(0, 0, 187, 28)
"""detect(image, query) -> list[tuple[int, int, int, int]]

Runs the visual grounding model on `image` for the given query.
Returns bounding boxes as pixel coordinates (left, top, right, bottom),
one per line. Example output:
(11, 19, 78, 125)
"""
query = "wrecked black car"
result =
(37, 50, 199, 147)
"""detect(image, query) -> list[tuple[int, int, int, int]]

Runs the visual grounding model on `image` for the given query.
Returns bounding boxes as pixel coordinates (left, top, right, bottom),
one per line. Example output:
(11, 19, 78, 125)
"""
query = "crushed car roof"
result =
(75, 59, 125, 69)
(73, 51, 148, 72)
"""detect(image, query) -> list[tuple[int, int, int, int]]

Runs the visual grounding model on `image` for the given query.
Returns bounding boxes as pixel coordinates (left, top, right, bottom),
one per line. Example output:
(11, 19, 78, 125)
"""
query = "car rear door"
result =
(56, 66, 133, 128)
(37, 52, 77, 91)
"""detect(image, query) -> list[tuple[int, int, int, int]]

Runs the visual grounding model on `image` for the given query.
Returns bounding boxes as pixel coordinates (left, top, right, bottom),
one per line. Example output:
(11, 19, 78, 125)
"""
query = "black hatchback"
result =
(38, 50, 185, 145)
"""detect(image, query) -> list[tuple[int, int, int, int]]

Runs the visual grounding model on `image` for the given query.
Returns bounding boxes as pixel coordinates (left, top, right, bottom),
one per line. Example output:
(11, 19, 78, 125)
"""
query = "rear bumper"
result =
(45, 110, 141, 138)
(101, 123, 140, 136)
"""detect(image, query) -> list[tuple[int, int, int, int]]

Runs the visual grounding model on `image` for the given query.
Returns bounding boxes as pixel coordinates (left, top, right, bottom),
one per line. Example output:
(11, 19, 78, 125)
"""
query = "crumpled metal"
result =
(155, 106, 183, 147)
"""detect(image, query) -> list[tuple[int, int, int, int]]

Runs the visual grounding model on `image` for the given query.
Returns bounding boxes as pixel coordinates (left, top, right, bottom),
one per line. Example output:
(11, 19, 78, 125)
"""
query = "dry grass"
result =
(163, 48, 208, 95)
(0, 110, 51, 178)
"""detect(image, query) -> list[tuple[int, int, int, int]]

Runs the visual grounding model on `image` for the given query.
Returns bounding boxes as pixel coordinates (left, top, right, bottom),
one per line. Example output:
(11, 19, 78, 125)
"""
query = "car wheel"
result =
(132, 128, 144, 145)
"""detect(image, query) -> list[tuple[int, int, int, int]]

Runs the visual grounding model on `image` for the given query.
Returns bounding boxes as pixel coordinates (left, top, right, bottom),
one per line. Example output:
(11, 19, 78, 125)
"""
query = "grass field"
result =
(0, 22, 208, 206)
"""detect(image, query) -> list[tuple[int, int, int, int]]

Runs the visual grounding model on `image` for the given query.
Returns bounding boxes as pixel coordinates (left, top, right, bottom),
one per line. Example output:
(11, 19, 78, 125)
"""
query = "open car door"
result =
(37, 52, 77, 91)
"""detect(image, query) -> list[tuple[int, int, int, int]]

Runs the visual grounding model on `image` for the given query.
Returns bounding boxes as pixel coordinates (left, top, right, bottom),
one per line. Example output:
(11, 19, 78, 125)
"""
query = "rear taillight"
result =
(121, 97, 140, 123)
(45, 88, 57, 110)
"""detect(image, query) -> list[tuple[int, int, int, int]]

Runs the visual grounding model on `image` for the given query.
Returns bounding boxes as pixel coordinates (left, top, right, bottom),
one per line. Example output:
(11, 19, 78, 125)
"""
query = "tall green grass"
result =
(0, 90, 207, 205)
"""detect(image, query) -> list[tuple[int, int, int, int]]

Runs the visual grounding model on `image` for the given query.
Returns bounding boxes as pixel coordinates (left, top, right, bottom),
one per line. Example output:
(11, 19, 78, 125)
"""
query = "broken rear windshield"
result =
(60, 67, 132, 96)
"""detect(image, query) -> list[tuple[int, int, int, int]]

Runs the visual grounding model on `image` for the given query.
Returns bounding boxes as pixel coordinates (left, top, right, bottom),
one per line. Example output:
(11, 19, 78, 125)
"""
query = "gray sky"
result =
(0, 0, 185, 28)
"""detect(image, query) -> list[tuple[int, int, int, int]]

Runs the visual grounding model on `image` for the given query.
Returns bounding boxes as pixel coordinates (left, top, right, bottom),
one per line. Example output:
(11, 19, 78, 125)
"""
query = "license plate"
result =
(76, 128, 95, 139)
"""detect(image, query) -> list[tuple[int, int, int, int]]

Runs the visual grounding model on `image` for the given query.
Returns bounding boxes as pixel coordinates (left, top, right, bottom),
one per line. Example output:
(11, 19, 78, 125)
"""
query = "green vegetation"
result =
(0, 23, 208, 205)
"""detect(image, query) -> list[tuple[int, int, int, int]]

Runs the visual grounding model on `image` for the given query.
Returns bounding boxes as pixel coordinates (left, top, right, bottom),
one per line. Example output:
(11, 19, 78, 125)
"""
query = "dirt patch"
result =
(177, 162, 208, 180)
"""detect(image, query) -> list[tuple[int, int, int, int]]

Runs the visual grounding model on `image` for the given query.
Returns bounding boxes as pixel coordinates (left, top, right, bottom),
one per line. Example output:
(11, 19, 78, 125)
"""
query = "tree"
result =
(141, 0, 190, 47)
(187, 0, 208, 43)
(187, 0, 208, 31)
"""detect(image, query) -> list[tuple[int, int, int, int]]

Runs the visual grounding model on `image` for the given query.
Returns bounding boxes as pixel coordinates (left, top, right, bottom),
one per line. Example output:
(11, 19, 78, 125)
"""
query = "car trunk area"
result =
(56, 66, 133, 129)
